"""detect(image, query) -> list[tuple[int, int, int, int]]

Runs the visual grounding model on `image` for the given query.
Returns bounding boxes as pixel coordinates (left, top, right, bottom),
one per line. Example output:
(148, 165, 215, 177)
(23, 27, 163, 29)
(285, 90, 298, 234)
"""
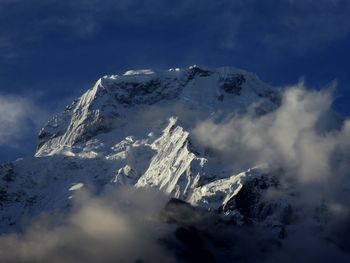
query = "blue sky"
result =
(1, 0, 350, 163)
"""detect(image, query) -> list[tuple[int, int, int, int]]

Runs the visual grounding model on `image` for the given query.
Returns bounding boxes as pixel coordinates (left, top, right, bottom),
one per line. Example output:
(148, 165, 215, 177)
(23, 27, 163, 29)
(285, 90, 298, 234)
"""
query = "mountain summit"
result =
(36, 65, 279, 156)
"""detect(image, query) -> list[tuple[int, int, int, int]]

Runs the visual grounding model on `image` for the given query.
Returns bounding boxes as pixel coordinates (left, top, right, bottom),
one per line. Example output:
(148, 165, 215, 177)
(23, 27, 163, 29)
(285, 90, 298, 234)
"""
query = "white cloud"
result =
(0, 187, 177, 263)
(0, 94, 48, 146)
(193, 83, 350, 201)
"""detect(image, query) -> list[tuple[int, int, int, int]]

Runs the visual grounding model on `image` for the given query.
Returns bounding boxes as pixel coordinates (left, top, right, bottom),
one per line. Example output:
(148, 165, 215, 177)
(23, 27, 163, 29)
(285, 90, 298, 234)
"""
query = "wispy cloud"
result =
(0, 93, 49, 147)
(211, 0, 350, 53)
(1, 0, 350, 59)
(0, 36, 17, 59)
(0, 187, 177, 263)
(193, 83, 350, 204)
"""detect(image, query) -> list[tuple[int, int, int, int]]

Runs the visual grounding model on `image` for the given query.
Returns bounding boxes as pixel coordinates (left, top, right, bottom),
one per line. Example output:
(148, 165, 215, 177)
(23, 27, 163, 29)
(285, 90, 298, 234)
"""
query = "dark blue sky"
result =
(1, 0, 350, 163)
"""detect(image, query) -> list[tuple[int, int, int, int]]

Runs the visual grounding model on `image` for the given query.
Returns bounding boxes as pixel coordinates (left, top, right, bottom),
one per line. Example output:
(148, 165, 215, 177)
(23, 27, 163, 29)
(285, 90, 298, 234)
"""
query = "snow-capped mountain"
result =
(2, 65, 350, 263)
(0, 65, 294, 233)
(0, 65, 286, 233)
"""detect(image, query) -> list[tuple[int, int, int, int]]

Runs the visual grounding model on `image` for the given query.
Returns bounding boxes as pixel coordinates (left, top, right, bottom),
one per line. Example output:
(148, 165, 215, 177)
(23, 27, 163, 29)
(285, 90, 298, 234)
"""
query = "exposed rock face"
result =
(219, 73, 246, 95)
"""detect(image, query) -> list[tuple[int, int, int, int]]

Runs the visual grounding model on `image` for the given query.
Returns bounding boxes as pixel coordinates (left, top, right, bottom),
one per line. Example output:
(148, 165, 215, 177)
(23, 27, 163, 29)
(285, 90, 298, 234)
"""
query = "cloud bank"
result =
(0, 187, 179, 263)
(0, 185, 349, 263)
(193, 83, 350, 207)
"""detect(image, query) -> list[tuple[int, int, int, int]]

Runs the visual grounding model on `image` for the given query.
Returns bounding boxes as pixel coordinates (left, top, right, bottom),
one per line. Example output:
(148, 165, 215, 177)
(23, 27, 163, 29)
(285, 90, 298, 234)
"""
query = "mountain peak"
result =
(35, 66, 280, 157)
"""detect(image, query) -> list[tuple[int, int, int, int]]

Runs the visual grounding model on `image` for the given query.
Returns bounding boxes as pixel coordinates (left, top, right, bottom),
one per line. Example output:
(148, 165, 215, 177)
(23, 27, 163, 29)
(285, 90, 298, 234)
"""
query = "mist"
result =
(193, 83, 350, 200)
(0, 187, 179, 263)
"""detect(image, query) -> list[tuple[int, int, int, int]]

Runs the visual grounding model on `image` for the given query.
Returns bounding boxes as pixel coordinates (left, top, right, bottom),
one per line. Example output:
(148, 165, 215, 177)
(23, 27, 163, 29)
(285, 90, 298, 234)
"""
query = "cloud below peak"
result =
(193, 83, 350, 197)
